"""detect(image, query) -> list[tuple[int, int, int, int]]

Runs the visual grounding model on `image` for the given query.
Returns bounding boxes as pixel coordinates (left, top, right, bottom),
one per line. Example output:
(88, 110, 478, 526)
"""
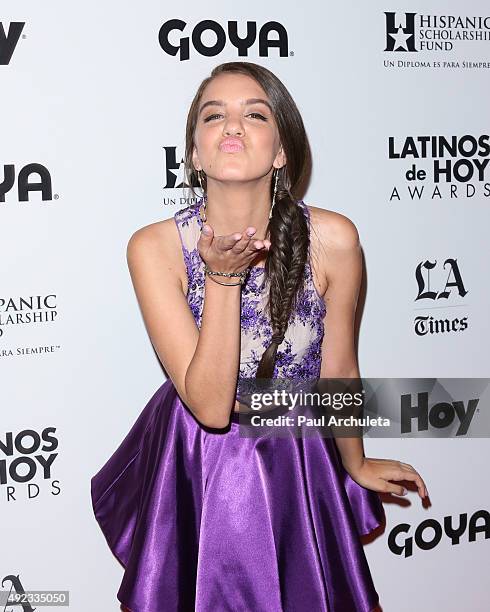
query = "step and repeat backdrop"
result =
(2, 1, 489, 610)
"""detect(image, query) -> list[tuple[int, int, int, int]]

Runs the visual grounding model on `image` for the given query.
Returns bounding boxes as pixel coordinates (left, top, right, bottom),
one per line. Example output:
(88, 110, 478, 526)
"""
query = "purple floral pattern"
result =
(173, 197, 327, 385)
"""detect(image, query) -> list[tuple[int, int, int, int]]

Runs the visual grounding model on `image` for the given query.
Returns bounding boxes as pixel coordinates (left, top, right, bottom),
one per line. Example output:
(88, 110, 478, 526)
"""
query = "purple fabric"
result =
(91, 380, 385, 611)
(91, 199, 386, 611)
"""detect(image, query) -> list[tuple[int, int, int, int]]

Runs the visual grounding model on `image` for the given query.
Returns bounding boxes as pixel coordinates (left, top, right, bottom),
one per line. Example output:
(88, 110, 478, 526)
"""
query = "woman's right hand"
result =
(198, 224, 271, 273)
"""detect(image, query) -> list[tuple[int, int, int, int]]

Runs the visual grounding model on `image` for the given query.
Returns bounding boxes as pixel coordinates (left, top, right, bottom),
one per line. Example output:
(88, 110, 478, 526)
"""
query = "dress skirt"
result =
(90, 379, 385, 612)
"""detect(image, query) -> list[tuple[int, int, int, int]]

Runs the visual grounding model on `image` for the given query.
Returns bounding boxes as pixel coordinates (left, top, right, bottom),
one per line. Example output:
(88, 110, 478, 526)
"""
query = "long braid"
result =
(255, 180, 309, 378)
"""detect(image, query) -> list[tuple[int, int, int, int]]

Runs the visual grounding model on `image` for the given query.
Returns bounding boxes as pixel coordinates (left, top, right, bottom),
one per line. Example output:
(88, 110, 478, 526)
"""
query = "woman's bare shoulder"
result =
(305, 204, 360, 250)
(305, 204, 362, 295)
(127, 217, 181, 260)
(126, 217, 186, 290)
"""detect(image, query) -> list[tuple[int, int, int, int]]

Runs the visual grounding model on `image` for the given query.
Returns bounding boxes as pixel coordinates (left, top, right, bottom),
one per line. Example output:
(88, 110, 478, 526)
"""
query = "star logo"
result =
(389, 26, 412, 52)
(384, 12, 417, 52)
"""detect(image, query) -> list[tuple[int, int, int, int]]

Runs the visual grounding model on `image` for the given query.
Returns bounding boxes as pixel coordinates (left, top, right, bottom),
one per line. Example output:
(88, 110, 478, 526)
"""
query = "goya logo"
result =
(389, 510, 490, 557)
(0, 163, 53, 202)
(159, 19, 289, 61)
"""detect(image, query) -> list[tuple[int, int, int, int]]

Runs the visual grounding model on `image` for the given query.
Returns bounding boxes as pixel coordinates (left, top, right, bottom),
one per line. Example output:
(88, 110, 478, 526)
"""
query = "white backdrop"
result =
(1, 1, 489, 610)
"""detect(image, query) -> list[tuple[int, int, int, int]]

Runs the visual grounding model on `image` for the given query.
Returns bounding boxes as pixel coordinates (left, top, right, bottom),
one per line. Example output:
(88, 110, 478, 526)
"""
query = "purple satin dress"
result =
(90, 198, 385, 611)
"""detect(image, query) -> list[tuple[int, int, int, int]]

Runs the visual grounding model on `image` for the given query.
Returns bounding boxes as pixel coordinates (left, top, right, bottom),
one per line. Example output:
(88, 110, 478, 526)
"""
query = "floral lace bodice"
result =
(173, 197, 326, 394)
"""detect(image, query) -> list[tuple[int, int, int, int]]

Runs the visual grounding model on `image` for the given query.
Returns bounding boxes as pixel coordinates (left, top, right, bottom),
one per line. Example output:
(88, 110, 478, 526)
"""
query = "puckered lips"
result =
(219, 136, 244, 153)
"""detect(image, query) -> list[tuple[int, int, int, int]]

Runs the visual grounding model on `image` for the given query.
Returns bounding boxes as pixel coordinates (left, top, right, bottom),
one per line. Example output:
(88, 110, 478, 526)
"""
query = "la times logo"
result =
(414, 258, 469, 337)
(159, 19, 289, 61)
(1, 573, 36, 612)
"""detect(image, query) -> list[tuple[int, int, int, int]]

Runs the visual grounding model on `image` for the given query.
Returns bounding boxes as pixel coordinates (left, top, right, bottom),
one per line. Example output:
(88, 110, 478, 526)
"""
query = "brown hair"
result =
(184, 61, 312, 378)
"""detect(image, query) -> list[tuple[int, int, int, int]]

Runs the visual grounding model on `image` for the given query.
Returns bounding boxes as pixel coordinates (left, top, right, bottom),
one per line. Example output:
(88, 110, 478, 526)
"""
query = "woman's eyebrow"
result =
(198, 99, 223, 114)
(246, 98, 272, 111)
(198, 98, 272, 114)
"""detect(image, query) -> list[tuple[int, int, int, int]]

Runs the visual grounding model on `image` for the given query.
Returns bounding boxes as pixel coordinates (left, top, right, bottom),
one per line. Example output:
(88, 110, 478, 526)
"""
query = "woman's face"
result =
(192, 72, 286, 184)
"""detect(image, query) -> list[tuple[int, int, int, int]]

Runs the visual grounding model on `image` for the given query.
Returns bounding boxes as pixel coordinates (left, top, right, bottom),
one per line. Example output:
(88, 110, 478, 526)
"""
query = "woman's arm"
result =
(314, 208, 365, 471)
(126, 219, 248, 429)
(314, 209, 428, 499)
(185, 273, 242, 428)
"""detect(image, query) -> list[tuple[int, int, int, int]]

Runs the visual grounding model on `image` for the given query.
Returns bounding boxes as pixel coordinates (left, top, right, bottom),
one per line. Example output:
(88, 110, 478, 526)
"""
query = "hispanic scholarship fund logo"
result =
(160, 145, 204, 208)
(383, 11, 490, 69)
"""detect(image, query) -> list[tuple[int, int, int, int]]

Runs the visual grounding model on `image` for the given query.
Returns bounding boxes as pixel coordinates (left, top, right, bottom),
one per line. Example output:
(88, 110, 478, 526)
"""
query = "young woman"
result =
(91, 61, 428, 612)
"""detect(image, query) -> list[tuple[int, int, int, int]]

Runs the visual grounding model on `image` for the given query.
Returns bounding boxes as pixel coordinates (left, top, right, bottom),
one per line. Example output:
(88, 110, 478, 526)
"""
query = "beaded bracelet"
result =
(204, 263, 250, 286)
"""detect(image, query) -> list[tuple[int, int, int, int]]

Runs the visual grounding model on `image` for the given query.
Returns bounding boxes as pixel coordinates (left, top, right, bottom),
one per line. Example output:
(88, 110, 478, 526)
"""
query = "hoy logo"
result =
(159, 19, 289, 61)
(400, 392, 478, 436)
(384, 12, 417, 52)
(0, 163, 53, 202)
(0, 22, 25, 65)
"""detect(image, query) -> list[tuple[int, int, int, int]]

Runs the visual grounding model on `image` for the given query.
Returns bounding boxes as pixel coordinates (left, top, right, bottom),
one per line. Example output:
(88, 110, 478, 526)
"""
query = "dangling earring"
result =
(269, 168, 279, 219)
(198, 169, 207, 223)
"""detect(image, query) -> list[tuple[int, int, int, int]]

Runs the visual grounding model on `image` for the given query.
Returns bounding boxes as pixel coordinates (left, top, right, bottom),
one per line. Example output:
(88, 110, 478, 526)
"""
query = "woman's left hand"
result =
(344, 457, 428, 500)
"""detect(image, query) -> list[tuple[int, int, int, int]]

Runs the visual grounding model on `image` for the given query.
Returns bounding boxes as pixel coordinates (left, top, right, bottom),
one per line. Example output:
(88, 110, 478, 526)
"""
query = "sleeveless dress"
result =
(90, 197, 386, 612)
